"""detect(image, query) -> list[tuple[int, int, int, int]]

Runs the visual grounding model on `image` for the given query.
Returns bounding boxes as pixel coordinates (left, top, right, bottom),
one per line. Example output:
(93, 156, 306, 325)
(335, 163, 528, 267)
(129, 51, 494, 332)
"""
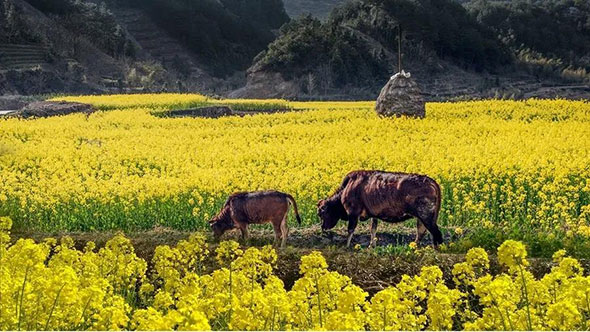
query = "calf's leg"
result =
(239, 224, 249, 242)
(272, 220, 282, 248)
(280, 214, 289, 248)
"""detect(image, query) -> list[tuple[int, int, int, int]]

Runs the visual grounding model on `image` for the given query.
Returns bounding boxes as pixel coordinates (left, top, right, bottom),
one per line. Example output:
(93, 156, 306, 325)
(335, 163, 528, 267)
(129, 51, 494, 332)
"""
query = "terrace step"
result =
(111, 8, 206, 76)
(0, 44, 51, 70)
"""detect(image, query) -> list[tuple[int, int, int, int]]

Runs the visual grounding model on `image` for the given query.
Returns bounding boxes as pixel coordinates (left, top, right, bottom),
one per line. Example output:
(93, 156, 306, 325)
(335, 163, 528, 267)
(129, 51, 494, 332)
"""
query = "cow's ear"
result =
(317, 199, 323, 207)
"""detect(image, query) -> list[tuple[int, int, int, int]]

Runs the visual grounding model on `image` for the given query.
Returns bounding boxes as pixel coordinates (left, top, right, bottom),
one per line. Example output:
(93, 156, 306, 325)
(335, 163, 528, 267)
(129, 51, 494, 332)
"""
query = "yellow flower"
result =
(299, 251, 328, 276)
(215, 240, 243, 266)
(578, 225, 590, 238)
(1, 232, 588, 331)
(498, 239, 529, 270)
(0, 96, 587, 241)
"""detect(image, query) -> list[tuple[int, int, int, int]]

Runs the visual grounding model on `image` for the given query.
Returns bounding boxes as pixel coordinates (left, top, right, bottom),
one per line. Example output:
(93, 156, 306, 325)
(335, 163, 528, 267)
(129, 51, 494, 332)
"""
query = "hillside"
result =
(0, 0, 131, 95)
(234, 0, 590, 100)
(106, 0, 289, 76)
(0, 0, 289, 95)
(1, 0, 589, 98)
(466, 0, 590, 79)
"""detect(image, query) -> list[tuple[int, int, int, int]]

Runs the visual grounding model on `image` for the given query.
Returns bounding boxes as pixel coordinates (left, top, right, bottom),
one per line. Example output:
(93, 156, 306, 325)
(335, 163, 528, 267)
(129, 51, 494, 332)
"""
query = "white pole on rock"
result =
(398, 24, 402, 74)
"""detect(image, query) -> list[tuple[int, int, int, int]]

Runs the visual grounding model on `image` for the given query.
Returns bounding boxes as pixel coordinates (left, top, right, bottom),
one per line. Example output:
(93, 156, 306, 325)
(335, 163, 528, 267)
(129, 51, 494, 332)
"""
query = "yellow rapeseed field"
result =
(0, 94, 589, 242)
(1, 217, 589, 331)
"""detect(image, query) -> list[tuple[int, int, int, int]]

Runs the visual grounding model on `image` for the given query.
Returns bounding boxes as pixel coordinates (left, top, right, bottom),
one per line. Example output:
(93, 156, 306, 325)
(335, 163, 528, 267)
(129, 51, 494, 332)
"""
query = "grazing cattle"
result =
(209, 190, 302, 247)
(317, 170, 443, 248)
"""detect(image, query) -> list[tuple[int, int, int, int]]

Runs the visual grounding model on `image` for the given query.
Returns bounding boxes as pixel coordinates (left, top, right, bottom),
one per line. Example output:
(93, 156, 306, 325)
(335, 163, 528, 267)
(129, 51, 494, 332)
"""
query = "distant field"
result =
(0, 94, 589, 255)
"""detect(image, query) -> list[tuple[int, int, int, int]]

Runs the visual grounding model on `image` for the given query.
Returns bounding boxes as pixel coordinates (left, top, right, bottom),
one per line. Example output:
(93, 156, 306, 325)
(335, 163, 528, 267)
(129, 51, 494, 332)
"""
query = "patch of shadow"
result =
(152, 105, 292, 119)
(3, 101, 95, 119)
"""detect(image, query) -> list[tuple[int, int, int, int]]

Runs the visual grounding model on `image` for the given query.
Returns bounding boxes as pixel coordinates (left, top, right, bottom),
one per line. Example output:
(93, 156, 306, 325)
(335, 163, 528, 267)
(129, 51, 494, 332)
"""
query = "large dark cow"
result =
(317, 170, 443, 248)
(209, 190, 302, 247)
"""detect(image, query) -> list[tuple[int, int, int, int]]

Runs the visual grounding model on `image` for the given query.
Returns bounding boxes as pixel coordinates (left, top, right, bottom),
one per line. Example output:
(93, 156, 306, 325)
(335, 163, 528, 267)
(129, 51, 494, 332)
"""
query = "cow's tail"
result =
(286, 194, 302, 225)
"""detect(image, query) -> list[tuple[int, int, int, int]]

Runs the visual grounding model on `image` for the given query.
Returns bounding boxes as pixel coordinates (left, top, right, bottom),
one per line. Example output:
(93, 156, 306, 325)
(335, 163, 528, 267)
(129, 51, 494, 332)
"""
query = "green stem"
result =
(228, 265, 233, 326)
(17, 266, 30, 331)
(44, 283, 66, 330)
(518, 264, 533, 330)
(76, 296, 93, 330)
(271, 306, 277, 331)
(584, 291, 590, 330)
(490, 293, 507, 331)
(315, 273, 322, 328)
(383, 304, 387, 330)
(250, 273, 254, 310)
(29, 292, 42, 330)
(306, 298, 313, 328)
(504, 308, 515, 330)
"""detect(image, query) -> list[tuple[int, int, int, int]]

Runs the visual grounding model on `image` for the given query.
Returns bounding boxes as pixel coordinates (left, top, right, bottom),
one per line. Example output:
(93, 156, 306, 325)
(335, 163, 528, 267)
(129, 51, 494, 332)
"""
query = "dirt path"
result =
(11, 223, 430, 260)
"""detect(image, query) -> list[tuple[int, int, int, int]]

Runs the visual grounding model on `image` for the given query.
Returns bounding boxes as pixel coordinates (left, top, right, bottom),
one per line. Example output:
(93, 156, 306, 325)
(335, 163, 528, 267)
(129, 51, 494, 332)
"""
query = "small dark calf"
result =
(209, 190, 302, 247)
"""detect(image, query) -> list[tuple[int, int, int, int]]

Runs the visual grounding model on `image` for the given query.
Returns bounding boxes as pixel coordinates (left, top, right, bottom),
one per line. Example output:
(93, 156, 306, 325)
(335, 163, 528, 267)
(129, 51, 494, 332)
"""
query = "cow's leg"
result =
(418, 213, 443, 249)
(369, 218, 379, 248)
(412, 197, 443, 248)
(415, 219, 428, 245)
(271, 220, 282, 247)
(280, 214, 289, 248)
(346, 215, 359, 248)
(425, 222, 443, 249)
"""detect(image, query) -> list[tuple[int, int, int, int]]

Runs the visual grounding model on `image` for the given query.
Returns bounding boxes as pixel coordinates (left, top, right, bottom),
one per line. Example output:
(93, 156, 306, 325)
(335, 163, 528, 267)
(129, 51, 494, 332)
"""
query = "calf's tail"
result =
(432, 179, 442, 225)
(286, 194, 302, 225)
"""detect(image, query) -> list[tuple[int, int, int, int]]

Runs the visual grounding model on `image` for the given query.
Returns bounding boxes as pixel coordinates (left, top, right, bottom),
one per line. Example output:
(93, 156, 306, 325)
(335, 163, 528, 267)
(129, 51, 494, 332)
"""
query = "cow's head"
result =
(317, 198, 342, 231)
(209, 217, 233, 240)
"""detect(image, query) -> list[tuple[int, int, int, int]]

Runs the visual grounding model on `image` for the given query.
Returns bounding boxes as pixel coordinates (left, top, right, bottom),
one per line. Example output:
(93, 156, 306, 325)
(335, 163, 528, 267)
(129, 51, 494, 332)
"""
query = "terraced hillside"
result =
(0, 44, 50, 70)
(112, 8, 210, 86)
(0, 0, 284, 94)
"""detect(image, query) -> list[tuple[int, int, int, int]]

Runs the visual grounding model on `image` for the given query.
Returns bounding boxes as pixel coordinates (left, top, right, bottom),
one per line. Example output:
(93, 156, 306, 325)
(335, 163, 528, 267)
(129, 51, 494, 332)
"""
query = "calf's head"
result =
(317, 199, 342, 231)
(209, 217, 233, 239)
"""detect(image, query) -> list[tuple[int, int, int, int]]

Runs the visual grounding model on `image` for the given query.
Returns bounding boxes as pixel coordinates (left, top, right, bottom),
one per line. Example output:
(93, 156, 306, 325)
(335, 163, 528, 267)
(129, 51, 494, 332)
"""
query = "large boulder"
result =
(16, 101, 94, 118)
(375, 71, 425, 118)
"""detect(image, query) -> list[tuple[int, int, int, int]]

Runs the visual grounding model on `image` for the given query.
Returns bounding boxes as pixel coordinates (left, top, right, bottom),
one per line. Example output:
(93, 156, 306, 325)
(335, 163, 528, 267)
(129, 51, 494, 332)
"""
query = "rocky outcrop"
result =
(375, 71, 425, 118)
(229, 66, 301, 99)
